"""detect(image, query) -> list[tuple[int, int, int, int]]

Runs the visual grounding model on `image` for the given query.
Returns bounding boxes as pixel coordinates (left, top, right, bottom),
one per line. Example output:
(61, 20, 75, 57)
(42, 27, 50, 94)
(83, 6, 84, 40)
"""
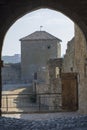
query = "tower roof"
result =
(20, 31, 62, 42)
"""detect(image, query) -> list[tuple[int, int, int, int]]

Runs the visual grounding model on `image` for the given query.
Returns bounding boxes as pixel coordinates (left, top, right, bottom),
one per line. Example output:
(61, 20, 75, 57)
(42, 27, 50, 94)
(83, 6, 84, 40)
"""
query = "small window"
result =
(47, 45, 51, 49)
(71, 67, 73, 72)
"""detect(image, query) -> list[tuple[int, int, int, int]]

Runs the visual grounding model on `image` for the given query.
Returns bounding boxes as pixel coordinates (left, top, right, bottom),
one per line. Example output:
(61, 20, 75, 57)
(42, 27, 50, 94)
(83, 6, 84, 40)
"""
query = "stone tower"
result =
(20, 31, 62, 82)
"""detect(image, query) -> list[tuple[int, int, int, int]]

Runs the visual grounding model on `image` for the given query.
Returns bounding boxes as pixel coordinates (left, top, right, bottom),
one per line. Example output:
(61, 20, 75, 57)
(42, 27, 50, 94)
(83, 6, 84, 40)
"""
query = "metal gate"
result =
(2, 93, 62, 113)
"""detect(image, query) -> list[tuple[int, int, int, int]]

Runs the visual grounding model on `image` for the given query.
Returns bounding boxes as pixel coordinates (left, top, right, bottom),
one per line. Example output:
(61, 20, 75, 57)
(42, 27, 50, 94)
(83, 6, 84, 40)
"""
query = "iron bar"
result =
(2, 93, 62, 113)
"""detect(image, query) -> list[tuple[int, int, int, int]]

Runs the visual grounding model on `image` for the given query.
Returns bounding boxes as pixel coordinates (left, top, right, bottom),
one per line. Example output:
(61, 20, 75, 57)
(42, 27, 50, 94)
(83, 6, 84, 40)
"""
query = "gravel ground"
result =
(0, 114, 87, 130)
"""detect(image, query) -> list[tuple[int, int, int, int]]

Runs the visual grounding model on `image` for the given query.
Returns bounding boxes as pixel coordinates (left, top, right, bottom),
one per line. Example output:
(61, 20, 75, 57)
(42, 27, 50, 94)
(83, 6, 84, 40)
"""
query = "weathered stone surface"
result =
(20, 31, 61, 82)
(74, 24, 87, 114)
(2, 63, 21, 84)
(62, 24, 87, 114)
(62, 38, 75, 72)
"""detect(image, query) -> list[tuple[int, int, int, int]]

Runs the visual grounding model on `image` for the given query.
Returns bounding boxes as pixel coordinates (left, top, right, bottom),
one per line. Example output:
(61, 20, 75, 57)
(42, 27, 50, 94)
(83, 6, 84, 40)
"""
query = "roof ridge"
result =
(20, 31, 62, 42)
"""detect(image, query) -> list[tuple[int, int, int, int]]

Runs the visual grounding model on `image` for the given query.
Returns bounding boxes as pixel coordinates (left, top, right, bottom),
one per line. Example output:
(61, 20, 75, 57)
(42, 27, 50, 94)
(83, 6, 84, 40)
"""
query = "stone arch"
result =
(0, 1, 87, 56)
(0, 0, 87, 115)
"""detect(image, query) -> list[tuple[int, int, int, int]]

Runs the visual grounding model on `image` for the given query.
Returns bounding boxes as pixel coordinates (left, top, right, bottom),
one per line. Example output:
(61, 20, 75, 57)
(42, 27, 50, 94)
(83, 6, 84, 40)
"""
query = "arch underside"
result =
(0, 0, 87, 53)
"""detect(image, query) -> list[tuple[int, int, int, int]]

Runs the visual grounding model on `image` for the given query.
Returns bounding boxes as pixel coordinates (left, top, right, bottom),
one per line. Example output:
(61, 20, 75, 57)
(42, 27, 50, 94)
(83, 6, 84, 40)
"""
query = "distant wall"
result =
(2, 63, 21, 84)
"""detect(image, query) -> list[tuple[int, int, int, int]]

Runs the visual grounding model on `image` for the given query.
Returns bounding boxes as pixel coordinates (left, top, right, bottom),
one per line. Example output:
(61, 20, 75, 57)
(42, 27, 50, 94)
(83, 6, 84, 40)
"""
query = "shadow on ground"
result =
(2, 84, 49, 119)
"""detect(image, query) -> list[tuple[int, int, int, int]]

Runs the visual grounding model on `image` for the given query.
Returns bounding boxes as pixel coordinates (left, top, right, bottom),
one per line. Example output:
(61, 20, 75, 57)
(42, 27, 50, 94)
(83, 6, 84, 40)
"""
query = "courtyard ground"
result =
(1, 84, 87, 129)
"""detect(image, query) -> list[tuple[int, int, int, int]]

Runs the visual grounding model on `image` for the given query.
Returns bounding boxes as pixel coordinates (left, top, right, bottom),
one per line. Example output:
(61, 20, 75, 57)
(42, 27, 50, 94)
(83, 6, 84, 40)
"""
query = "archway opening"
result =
(1, 8, 87, 118)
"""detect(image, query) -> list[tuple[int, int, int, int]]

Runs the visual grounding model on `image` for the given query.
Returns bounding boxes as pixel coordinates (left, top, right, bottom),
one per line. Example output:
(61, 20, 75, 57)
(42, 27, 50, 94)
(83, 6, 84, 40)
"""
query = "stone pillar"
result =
(74, 24, 87, 114)
(47, 58, 62, 111)
(0, 60, 3, 116)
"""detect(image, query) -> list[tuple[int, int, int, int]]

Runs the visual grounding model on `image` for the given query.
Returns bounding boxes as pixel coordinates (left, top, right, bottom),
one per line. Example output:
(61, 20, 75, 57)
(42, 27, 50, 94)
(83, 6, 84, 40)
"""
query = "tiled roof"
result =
(20, 31, 62, 42)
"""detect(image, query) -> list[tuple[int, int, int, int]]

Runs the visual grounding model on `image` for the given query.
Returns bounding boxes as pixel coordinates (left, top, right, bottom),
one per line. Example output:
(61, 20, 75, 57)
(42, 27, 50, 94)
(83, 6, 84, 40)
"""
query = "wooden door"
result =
(61, 73, 78, 111)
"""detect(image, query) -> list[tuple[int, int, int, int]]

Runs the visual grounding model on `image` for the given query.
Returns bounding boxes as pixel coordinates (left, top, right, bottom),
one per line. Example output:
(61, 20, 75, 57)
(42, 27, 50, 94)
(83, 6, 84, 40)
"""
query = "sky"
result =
(2, 8, 74, 57)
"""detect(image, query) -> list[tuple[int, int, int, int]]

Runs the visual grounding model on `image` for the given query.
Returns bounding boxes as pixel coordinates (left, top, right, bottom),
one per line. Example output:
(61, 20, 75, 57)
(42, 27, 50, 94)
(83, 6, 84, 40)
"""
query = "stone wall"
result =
(36, 82, 62, 111)
(35, 58, 62, 111)
(2, 63, 21, 84)
(36, 83, 50, 94)
(36, 58, 62, 110)
(63, 24, 87, 114)
(37, 67, 49, 83)
(74, 24, 87, 114)
(47, 58, 62, 93)
(62, 38, 75, 72)
(21, 39, 61, 82)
